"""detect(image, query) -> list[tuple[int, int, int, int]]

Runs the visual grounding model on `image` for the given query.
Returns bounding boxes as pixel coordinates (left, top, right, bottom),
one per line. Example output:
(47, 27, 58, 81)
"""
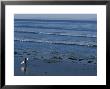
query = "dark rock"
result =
(79, 59, 84, 61)
(27, 53, 31, 55)
(88, 61, 93, 63)
(68, 57, 77, 60)
(14, 51, 17, 55)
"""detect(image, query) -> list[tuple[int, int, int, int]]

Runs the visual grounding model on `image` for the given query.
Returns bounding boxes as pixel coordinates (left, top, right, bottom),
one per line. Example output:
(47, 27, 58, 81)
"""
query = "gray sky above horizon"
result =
(14, 14, 97, 21)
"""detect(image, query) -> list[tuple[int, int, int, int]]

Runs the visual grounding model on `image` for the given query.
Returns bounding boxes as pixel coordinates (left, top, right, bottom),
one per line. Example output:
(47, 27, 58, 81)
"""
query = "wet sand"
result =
(14, 41, 97, 76)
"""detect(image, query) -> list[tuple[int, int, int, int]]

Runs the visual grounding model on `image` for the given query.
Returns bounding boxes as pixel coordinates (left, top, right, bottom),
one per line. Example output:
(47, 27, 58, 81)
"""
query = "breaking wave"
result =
(15, 38, 97, 47)
(15, 31, 96, 38)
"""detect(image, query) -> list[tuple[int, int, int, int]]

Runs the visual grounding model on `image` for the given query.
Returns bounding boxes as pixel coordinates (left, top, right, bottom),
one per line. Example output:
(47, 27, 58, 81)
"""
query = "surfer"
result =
(21, 58, 28, 74)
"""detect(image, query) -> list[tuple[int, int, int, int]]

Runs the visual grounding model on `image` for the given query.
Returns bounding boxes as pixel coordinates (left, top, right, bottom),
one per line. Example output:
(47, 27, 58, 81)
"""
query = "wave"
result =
(14, 38, 97, 47)
(15, 19, 97, 23)
(15, 31, 96, 38)
(14, 25, 96, 32)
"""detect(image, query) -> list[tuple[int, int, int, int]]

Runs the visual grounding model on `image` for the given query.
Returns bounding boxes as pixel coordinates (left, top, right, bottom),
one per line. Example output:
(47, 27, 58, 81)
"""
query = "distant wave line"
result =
(14, 25, 96, 32)
(15, 39, 97, 47)
(14, 19, 97, 23)
(15, 31, 96, 38)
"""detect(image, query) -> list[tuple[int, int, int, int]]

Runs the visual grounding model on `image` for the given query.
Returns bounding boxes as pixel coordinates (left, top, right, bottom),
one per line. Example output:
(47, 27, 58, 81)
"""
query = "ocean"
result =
(14, 18, 97, 76)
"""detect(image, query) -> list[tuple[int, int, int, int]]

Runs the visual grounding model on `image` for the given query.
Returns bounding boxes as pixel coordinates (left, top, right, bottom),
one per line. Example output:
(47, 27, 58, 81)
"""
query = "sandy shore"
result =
(14, 41, 97, 76)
